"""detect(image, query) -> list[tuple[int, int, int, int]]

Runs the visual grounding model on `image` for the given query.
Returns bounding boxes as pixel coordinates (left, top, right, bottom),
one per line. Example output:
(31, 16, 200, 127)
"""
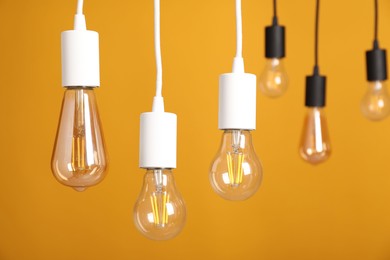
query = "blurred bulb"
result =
(51, 88, 108, 192)
(299, 107, 331, 164)
(134, 169, 186, 240)
(259, 58, 288, 98)
(360, 81, 390, 121)
(209, 130, 263, 201)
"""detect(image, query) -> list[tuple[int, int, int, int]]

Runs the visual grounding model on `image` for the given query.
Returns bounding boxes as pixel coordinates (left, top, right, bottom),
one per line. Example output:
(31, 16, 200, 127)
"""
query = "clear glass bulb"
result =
(51, 88, 108, 192)
(209, 130, 263, 201)
(134, 169, 186, 240)
(360, 81, 390, 121)
(299, 107, 331, 164)
(259, 58, 288, 98)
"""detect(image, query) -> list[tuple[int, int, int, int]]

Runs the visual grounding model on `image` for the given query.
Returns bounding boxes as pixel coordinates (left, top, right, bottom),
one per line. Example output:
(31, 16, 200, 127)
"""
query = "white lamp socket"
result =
(61, 30, 100, 87)
(139, 112, 177, 169)
(218, 73, 257, 130)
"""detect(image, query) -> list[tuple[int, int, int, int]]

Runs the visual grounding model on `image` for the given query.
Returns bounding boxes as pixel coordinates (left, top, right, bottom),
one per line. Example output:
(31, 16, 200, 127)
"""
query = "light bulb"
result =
(360, 81, 390, 121)
(51, 88, 108, 192)
(299, 107, 331, 164)
(259, 58, 288, 98)
(134, 169, 186, 240)
(209, 130, 262, 201)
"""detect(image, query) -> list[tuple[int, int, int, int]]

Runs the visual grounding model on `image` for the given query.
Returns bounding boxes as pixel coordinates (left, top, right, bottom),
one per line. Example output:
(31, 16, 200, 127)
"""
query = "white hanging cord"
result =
(235, 0, 242, 58)
(232, 0, 244, 73)
(76, 0, 84, 14)
(74, 0, 86, 30)
(154, 0, 163, 97)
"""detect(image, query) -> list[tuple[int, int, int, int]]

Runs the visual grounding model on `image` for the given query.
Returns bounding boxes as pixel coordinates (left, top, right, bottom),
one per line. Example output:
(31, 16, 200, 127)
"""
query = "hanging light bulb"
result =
(259, 58, 288, 97)
(259, 0, 288, 98)
(299, 0, 331, 164)
(361, 81, 390, 120)
(361, 0, 389, 121)
(52, 0, 107, 191)
(52, 88, 107, 191)
(209, 0, 263, 201)
(210, 130, 262, 200)
(134, 0, 186, 240)
(299, 106, 331, 164)
(134, 168, 186, 240)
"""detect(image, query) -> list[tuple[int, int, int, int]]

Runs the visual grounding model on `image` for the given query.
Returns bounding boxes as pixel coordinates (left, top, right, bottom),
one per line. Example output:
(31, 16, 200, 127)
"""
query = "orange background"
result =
(1, 0, 390, 259)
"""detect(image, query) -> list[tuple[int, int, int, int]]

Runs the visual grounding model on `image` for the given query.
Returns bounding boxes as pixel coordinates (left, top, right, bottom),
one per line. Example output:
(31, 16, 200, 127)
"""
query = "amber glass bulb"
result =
(209, 130, 263, 201)
(259, 58, 288, 98)
(299, 107, 331, 164)
(134, 169, 186, 240)
(360, 81, 390, 121)
(51, 88, 108, 191)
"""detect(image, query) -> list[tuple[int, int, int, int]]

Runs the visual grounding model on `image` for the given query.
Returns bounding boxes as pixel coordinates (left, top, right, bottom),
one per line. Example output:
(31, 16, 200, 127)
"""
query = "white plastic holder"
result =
(139, 111, 177, 169)
(61, 29, 100, 87)
(218, 72, 257, 130)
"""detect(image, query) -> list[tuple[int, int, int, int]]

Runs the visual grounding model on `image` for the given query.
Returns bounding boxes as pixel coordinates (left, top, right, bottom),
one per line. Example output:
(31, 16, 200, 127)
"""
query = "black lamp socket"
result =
(265, 23, 285, 59)
(305, 68, 326, 107)
(366, 45, 387, 81)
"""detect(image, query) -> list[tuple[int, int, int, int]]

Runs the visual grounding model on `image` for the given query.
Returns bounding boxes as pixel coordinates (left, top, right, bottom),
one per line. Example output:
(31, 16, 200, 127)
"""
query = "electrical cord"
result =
(273, 0, 277, 18)
(235, 0, 242, 59)
(77, 0, 84, 14)
(154, 0, 163, 97)
(374, 0, 379, 48)
(232, 0, 244, 73)
(314, 0, 320, 72)
(74, 0, 86, 30)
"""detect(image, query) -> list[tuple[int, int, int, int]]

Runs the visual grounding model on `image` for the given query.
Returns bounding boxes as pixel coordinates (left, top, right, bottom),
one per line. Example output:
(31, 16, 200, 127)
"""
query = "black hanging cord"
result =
(374, 0, 379, 47)
(314, 0, 320, 72)
(273, 0, 277, 18)
(272, 0, 278, 25)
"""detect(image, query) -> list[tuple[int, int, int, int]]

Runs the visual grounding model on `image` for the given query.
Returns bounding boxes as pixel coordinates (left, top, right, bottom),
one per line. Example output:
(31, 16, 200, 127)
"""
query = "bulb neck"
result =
(368, 80, 386, 90)
(64, 86, 96, 90)
(145, 168, 173, 172)
(219, 129, 253, 151)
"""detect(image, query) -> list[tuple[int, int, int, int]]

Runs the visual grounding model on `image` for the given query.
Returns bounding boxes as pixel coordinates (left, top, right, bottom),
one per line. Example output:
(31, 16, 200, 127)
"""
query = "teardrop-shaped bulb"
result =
(209, 130, 263, 201)
(51, 88, 108, 191)
(360, 81, 390, 121)
(259, 58, 288, 98)
(134, 169, 186, 240)
(299, 107, 331, 164)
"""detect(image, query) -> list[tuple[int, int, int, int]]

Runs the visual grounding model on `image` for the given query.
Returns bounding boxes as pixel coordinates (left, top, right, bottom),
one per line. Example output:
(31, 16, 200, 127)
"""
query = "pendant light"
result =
(361, 0, 390, 121)
(52, 0, 108, 191)
(299, 0, 331, 165)
(209, 0, 263, 201)
(133, 0, 186, 240)
(259, 0, 288, 98)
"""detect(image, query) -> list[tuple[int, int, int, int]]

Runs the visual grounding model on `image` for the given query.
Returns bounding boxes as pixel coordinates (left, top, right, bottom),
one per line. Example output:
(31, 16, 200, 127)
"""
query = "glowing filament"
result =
(226, 152, 244, 186)
(71, 135, 87, 172)
(70, 89, 90, 173)
(150, 192, 170, 225)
